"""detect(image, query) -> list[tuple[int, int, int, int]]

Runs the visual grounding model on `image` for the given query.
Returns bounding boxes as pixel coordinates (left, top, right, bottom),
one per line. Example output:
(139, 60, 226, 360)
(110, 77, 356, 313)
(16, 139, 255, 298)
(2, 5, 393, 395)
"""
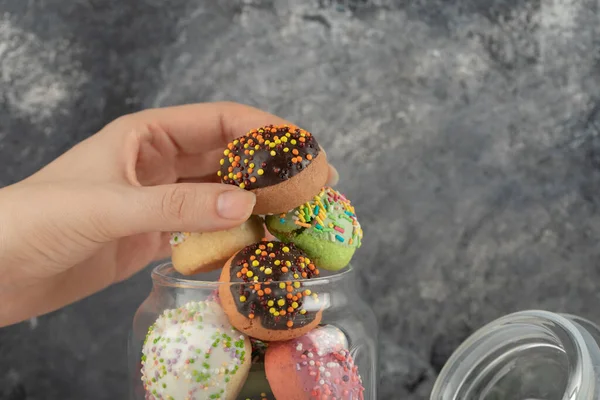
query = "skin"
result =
(0, 102, 338, 328)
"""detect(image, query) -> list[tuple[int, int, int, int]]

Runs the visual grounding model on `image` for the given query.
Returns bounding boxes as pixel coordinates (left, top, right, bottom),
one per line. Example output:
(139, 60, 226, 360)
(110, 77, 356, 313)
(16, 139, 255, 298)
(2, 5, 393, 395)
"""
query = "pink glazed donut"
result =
(264, 325, 365, 400)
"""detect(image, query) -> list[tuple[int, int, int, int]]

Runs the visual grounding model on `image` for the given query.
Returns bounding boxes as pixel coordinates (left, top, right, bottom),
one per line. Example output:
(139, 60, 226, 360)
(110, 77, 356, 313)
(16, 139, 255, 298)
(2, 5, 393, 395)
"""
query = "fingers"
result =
(107, 101, 291, 155)
(102, 183, 256, 238)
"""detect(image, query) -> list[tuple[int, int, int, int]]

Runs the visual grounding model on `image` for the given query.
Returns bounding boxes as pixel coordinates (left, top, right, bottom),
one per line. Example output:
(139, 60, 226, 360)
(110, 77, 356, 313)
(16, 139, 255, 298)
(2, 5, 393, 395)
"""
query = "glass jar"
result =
(430, 310, 600, 400)
(128, 262, 378, 400)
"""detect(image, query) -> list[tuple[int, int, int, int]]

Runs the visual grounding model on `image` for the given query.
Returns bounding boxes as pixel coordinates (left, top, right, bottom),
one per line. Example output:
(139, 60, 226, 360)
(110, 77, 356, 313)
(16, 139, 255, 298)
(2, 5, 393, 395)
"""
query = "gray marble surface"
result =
(2, 0, 600, 399)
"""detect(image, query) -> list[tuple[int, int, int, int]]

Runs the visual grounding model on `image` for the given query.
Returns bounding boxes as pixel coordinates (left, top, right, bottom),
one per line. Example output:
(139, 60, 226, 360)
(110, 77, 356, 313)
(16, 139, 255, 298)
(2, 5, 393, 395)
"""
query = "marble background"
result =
(2, 0, 600, 399)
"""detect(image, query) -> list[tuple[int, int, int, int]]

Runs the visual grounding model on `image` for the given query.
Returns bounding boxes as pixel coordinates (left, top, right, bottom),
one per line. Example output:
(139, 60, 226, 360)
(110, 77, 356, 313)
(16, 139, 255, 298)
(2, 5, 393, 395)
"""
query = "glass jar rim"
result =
(151, 261, 355, 289)
(430, 310, 597, 399)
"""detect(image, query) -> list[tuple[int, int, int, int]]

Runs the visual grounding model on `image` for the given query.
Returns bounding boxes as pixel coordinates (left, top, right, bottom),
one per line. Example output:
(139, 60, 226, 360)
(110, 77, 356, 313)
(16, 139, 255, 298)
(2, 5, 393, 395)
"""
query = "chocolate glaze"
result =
(228, 241, 321, 331)
(219, 125, 321, 190)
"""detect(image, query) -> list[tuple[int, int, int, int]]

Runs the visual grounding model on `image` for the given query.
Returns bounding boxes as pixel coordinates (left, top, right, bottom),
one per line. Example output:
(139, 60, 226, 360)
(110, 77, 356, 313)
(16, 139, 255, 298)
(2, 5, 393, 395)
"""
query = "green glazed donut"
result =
(265, 187, 363, 271)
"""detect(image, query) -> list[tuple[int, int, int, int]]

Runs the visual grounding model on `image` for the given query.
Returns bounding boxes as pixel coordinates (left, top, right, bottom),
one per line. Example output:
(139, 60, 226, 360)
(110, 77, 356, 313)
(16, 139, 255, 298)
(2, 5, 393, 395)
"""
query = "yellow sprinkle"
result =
(292, 302, 299, 309)
(265, 140, 270, 145)
(267, 300, 274, 306)
(228, 173, 234, 179)
(244, 159, 249, 164)
(224, 149, 230, 155)
(252, 260, 259, 267)
(257, 169, 264, 176)
(254, 276, 259, 282)
(274, 311, 280, 317)
(275, 139, 282, 144)
(217, 171, 222, 177)
(219, 159, 225, 165)
(304, 289, 312, 296)
(267, 242, 274, 248)
(244, 143, 249, 149)
(265, 268, 272, 275)
(246, 271, 254, 277)
(299, 214, 306, 223)
(316, 216, 324, 226)
(274, 260, 281, 266)
(281, 136, 288, 142)
(305, 258, 311, 263)
(269, 142, 276, 148)
(279, 283, 286, 289)
(300, 309, 307, 315)
(286, 132, 291, 137)
(291, 139, 297, 145)
(293, 282, 301, 288)
(239, 183, 245, 189)
(283, 246, 290, 253)
(250, 150, 255, 155)
(293, 274, 299, 279)
(283, 147, 289, 152)
(277, 299, 285, 307)
(285, 261, 292, 267)
(260, 266, 265, 271)
(270, 150, 276, 156)
(239, 296, 246, 302)
(255, 249, 261, 255)
(255, 145, 260, 150)
(233, 139, 239, 145)
(269, 308, 276, 314)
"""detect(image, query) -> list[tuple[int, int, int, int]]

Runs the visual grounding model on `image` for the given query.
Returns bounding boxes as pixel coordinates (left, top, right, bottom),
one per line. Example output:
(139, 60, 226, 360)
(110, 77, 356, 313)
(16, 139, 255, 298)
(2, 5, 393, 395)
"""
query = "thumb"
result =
(105, 183, 256, 237)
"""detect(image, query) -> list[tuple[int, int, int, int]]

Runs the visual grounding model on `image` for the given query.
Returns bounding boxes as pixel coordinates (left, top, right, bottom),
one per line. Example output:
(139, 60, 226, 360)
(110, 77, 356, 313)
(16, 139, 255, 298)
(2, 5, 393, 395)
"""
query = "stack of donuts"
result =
(140, 125, 365, 400)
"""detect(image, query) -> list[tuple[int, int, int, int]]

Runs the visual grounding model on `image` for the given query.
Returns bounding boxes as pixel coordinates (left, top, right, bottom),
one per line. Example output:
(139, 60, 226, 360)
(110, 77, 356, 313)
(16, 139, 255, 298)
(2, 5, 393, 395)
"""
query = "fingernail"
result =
(217, 189, 256, 220)
(328, 165, 340, 186)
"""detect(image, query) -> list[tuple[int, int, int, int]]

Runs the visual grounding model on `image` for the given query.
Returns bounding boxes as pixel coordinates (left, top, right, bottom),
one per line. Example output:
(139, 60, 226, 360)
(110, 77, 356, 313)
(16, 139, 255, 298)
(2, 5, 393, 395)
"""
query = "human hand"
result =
(0, 102, 339, 327)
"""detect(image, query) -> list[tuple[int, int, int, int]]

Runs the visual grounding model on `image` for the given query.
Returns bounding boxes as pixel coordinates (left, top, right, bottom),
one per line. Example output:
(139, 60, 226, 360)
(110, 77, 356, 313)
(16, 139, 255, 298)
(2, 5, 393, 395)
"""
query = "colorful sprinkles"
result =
(228, 241, 321, 330)
(273, 325, 365, 400)
(169, 232, 190, 246)
(280, 187, 363, 247)
(140, 301, 248, 400)
(218, 125, 321, 190)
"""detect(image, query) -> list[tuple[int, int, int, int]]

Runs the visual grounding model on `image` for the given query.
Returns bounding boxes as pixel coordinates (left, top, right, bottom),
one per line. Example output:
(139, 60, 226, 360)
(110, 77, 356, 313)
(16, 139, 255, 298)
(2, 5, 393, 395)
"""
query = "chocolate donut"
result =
(218, 125, 329, 215)
(218, 241, 323, 341)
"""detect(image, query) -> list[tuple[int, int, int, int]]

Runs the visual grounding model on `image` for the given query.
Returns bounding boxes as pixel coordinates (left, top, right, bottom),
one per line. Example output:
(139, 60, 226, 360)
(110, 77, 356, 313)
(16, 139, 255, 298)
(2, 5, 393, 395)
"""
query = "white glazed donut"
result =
(141, 300, 252, 400)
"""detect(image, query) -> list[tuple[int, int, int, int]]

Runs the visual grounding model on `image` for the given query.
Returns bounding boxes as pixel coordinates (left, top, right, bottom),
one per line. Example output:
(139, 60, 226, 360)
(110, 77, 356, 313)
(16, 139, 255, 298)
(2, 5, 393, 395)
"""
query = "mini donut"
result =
(140, 300, 252, 400)
(265, 187, 363, 271)
(218, 241, 323, 341)
(218, 125, 329, 215)
(265, 325, 365, 400)
(170, 215, 265, 275)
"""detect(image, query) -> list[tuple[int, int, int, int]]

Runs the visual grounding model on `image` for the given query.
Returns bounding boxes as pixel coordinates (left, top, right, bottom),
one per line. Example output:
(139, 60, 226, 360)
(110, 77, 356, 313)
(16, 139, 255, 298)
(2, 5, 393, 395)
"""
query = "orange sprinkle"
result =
(261, 251, 267, 256)
(269, 252, 276, 258)
(259, 244, 266, 250)
(250, 177, 257, 182)
(288, 307, 294, 312)
(265, 288, 272, 295)
(286, 285, 293, 292)
(281, 267, 289, 273)
(241, 268, 248, 274)
(306, 154, 313, 160)
(280, 311, 286, 316)
(249, 313, 255, 319)
(286, 320, 294, 328)
(258, 290, 264, 296)
(286, 293, 293, 299)
(299, 137, 306, 142)
(292, 149, 299, 155)
(234, 155, 241, 162)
